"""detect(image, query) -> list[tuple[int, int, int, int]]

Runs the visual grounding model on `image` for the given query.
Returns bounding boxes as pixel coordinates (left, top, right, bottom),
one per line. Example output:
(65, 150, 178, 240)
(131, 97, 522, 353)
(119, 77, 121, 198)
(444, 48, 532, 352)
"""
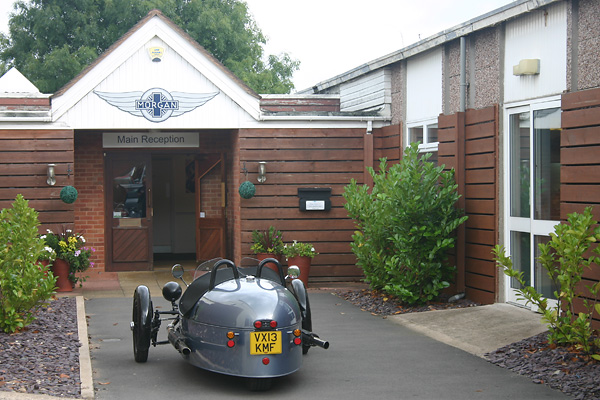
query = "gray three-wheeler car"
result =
(131, 257, 329, 391)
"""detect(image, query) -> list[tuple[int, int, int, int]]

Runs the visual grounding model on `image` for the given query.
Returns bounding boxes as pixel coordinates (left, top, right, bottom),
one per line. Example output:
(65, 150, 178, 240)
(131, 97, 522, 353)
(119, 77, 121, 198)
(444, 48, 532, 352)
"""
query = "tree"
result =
(0, 0, 299, 94)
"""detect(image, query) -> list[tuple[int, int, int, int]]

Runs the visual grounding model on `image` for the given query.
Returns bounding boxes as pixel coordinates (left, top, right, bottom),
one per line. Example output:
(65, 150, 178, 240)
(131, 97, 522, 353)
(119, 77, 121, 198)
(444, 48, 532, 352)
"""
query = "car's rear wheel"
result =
(132, 286, 153, 363)
(247, 378, 273, 391)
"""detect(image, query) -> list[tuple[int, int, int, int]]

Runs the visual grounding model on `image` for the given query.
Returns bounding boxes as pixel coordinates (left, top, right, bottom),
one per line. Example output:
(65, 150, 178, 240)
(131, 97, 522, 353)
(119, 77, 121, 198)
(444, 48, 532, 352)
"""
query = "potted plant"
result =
(42, 228, 95, 291)
(250, 226, 284, 263)
(38, 244, 57, 268)
(282, 241, 317, 287)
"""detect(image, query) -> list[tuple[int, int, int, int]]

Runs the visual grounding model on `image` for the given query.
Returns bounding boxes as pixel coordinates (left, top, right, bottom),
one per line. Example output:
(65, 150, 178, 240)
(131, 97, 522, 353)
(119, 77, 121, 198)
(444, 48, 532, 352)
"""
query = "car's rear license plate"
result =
(250, 331, 282, 355)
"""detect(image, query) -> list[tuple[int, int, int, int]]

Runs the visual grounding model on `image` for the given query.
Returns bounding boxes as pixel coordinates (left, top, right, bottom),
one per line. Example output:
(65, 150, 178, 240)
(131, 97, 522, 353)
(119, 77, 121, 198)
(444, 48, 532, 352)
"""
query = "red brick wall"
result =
(74, 132, 105, 272)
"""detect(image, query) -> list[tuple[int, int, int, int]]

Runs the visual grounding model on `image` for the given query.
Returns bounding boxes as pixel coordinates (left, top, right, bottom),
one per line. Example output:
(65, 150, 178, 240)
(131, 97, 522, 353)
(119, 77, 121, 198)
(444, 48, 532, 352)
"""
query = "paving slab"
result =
(389, 303, 548, 357)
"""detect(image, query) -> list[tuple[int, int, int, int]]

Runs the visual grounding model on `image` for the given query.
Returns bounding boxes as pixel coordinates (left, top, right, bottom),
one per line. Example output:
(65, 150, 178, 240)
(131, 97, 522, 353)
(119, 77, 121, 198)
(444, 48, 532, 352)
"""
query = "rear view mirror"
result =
(172, 264, 184, 279)
(287, 265, 300, 279)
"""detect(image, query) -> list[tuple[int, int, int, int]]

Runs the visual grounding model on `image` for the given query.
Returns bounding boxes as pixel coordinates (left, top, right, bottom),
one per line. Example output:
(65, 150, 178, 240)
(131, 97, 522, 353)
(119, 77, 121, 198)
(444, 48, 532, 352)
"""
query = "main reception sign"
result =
(102, 131, 200, 148)
(95, 88, 219, 122)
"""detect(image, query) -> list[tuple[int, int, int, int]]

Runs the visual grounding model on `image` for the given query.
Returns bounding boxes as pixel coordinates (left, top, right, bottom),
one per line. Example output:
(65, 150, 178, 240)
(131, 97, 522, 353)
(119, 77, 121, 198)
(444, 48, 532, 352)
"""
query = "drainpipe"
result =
(364, 120, 374, 188)
(459, 36, 467, 112)
(455, 36, 467, 294)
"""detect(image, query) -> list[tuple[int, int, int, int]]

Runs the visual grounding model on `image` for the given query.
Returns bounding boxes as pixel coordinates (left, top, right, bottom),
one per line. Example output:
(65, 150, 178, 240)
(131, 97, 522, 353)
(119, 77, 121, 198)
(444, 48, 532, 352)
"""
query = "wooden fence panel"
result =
(439, 105, 498, 304)
(561, 87, 600, 328)
(239, 128, 365, 282)
(374, 124, 402, 164)
(0, 129, 75, 232)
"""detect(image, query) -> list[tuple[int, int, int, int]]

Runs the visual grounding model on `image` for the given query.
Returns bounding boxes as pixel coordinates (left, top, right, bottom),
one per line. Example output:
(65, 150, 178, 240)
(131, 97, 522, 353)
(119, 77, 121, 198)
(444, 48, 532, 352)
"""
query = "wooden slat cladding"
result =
(438, 105, 499, 304)
(0, 129, 75, 231)
(239, 128, 364, 282)
(561, 88, 600, 329)
(374, 124, 402, 165)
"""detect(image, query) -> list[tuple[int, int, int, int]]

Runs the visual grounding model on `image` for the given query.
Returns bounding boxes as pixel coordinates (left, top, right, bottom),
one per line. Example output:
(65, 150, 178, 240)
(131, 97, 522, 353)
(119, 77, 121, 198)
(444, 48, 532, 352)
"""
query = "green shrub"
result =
(0, 195, 57, 333)
(282, 241, 317, 259)
(344, 143, 468, 304)
(250, 226, 284, 255)
(493, 207, 600, 359)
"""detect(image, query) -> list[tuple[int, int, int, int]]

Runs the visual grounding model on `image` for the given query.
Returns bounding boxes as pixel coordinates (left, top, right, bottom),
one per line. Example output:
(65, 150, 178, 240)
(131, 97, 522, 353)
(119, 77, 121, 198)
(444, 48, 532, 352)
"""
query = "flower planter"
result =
(287, 256, 311, 287)
(51, 258, 73, 292)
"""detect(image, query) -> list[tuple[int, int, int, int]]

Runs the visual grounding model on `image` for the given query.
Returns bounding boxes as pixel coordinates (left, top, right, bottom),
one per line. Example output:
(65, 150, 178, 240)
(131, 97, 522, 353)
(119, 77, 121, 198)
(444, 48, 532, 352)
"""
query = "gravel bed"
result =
(0, 297, 81, 398)
(486, 332, 600, 400)
(338, 288, 600, 400)
(335, 288, 480, 316)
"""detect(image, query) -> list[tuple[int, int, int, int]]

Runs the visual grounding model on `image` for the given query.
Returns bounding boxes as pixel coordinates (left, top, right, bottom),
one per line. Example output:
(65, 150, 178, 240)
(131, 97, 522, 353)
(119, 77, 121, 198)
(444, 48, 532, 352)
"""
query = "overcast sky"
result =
(0, 0, 514, 92)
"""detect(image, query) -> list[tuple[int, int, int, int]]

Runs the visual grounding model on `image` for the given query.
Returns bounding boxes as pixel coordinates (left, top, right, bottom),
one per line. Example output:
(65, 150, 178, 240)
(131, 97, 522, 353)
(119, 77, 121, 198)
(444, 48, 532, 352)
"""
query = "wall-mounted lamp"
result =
(513, 59, 540, 76)
(47, 164, 56, 186)
(257, 161, 267, 183)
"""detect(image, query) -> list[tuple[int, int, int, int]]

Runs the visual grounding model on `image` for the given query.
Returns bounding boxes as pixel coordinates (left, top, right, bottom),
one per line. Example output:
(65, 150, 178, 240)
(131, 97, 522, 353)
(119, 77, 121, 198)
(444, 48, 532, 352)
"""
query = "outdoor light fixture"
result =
(47, 164, 56, 186)
(257, 161, 267, 183)
(513, 59, 540, 76)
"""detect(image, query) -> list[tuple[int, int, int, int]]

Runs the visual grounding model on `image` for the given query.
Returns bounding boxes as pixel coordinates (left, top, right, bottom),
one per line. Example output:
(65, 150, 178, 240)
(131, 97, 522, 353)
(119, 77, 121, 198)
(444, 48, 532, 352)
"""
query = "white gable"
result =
(52, 14, 261, 129)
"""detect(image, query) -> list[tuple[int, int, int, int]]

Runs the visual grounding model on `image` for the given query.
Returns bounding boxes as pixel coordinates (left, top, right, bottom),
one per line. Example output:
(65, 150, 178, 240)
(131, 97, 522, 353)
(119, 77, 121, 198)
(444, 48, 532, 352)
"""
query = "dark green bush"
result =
(343, 143, 467, 304)
(0, 195, 57, 333)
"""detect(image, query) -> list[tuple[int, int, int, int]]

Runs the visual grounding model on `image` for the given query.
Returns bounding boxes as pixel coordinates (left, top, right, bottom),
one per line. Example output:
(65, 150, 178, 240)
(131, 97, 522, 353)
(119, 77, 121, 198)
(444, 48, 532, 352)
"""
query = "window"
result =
(407, 121, 439, 166)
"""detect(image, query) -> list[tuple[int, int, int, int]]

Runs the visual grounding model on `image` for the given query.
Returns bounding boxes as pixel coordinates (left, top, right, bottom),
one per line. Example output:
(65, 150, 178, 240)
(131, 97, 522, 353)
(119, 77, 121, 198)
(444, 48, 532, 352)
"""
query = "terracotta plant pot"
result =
(51, 258, 73, 292)
(287, 256, 312, 287)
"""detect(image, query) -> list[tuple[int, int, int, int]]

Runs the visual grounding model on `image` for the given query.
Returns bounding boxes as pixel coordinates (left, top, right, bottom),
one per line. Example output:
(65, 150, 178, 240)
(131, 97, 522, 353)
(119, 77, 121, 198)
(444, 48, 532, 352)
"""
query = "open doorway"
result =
(152, 154, 196, 267)
(105, 150, 227, 272)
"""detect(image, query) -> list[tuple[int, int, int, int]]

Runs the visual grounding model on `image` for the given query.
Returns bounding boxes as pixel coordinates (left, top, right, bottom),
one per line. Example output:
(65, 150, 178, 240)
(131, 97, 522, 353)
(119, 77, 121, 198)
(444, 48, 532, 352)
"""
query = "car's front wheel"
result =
(132, 285, 153, 363)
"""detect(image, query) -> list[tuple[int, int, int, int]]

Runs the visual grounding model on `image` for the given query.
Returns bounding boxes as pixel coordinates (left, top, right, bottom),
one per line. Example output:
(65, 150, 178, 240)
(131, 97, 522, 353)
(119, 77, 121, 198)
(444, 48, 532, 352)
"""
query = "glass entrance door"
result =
(106, 153, 153, 271)
(505, 101, 561, 305)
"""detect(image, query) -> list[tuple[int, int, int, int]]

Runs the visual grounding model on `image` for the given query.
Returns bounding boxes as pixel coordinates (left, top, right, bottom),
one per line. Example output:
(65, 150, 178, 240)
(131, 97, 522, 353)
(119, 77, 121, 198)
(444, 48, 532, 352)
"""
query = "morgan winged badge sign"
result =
(94, 88, 219, 122)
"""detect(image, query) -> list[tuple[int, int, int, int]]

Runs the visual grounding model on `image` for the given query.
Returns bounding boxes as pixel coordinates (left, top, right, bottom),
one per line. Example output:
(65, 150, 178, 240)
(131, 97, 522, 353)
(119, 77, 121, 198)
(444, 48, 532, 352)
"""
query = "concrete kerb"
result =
(76, 296, 94, 399)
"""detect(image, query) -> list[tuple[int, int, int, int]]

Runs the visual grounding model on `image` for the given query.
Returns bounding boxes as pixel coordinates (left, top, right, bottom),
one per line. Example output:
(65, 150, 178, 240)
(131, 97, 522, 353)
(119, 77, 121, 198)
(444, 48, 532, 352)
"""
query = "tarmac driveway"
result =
(86, 291, 567, 399)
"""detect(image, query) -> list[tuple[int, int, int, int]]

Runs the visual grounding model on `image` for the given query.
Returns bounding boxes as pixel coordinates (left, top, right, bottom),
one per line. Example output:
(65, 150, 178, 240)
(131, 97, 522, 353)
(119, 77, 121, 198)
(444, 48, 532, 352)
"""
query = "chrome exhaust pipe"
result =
(167, 327, 191, 357)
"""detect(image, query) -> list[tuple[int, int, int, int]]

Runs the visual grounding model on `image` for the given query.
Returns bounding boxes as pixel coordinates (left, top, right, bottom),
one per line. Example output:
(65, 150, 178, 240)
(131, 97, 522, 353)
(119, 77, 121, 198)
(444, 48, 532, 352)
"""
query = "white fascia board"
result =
(52, 16, 260, 121)
(0, 121, 69, 129)
(0, 117, 51, 122)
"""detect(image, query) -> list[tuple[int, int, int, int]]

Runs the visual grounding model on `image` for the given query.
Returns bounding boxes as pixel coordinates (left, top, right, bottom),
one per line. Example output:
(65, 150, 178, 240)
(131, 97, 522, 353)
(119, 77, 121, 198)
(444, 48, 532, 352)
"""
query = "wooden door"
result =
(106, 153, 153, 271)
(195, 153, 226, 261)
